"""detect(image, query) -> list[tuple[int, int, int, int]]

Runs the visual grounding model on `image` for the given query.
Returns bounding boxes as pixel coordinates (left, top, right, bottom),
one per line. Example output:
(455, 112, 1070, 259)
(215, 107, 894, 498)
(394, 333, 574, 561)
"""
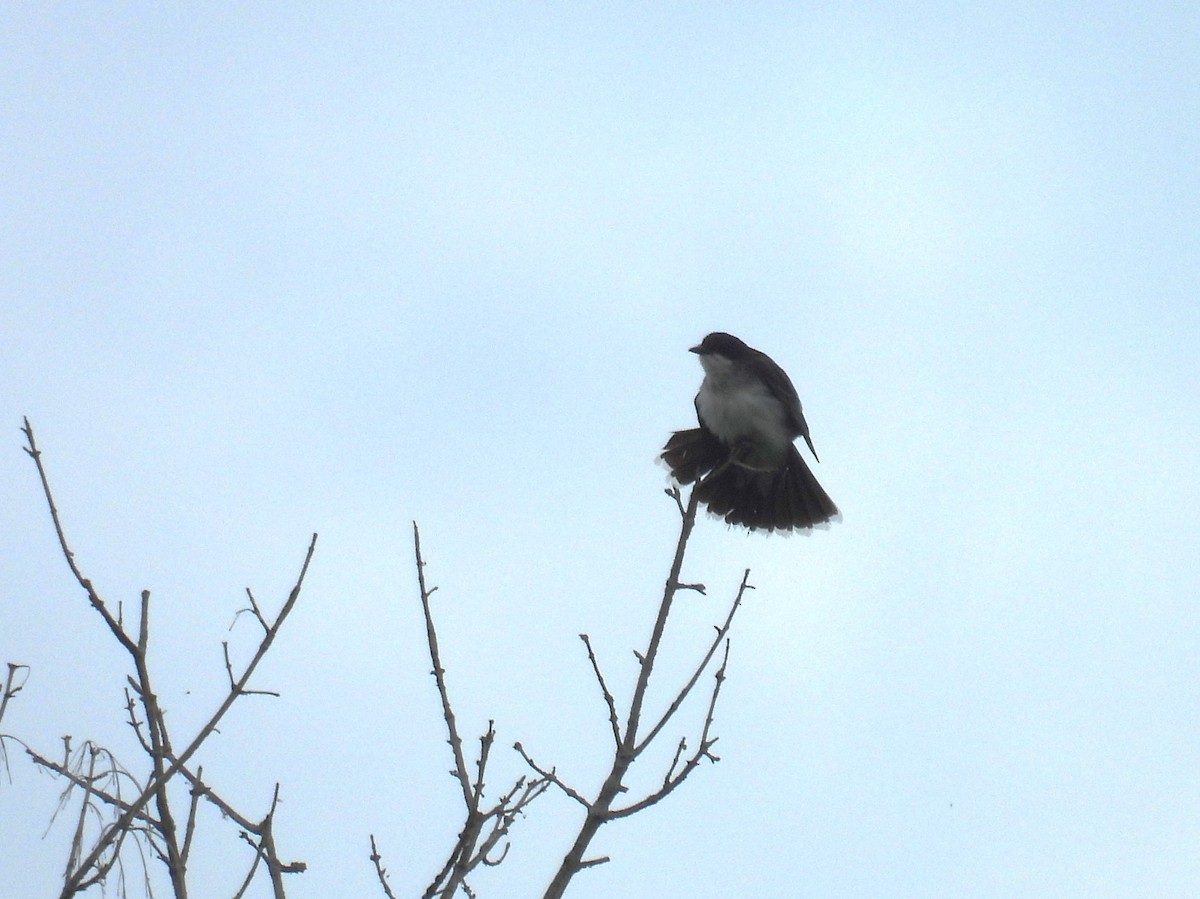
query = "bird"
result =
(661, 332, 840, 532)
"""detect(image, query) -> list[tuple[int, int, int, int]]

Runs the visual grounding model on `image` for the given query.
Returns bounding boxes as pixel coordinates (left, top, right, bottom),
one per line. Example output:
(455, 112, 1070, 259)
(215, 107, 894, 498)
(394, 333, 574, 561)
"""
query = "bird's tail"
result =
(696, 444, 839, 533)
(661, 429, 839, 532)
(660, 427, 728, 485)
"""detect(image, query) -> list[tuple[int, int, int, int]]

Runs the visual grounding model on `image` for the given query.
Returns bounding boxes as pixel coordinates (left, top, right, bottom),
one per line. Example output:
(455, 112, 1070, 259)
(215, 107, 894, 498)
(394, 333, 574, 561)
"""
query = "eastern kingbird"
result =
(661, 332, 840, 532)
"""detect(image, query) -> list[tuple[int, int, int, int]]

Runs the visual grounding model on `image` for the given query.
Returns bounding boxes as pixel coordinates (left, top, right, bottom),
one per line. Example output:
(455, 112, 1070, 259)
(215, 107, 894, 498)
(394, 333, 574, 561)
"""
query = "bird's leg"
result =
(729, 438, 775, 473)
(698, 443, 740, 487)
(724, 438, 752, 467)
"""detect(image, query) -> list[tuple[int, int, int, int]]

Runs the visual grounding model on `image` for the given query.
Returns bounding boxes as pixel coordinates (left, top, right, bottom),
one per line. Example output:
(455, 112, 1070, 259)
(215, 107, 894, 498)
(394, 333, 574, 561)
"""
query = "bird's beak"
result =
(689, 344, 702, 354)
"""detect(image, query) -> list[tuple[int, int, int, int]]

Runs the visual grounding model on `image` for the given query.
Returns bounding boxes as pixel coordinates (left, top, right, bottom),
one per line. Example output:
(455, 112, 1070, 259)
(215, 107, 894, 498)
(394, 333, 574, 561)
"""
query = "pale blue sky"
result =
(3, 4, 1199, 897)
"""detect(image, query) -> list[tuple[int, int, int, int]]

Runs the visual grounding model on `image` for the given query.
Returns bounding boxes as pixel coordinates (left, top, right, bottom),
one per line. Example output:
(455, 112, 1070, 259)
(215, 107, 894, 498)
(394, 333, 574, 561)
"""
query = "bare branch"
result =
(634, 570, 751, 755)
(0, 662, 28, 727)
(471, 722, 496, 810)
(541, 485, 707, 898)
(0, 662, 30, 779)
(180, 765, 202, 869)
(243, 587, 271, 633)
(22, 419, 137, 657)
(413, 522, 474, 811)
(513, 743, 590, 809)
(230, 785, 307, 899)
(66, 745, 99, 882)
(665, 737, 688, 783)
(258, 785, 290, 899)
(423, 846, 459, 899)
(231, 836, 263, 899)
(402, 524, 548, 898)
(125, 587, 188, 897)
(171, 760, 258, 832)
(480, 842, 510, 867)
(57, 531, 318, 897)
(44, 742, 153, 895)
(19, 420, 311, 897)
(25, 746, 158, 829)
(222, 641, 281, 698)
(610, 639, 731, 819)
(624, 487, 703, 747)
(541, 480, 751, 898)
(579, 635, 621, 747)
(469, 774, 551, 873)
(369, 835, 400, 899)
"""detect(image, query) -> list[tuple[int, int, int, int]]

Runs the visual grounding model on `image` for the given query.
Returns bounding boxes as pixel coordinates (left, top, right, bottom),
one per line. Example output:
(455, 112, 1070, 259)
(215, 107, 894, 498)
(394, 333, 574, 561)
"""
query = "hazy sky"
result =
(3, 4, 1198, 897)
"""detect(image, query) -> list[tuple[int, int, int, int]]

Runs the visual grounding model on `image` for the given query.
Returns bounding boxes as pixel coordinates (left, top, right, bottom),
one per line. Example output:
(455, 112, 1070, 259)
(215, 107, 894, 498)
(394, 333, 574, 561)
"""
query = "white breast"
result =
(695, 354, 791, 462)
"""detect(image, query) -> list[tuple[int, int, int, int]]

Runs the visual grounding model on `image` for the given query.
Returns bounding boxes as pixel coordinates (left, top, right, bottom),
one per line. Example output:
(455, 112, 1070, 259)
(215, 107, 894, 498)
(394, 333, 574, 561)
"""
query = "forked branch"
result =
(371, 524, 548, 899)
(19, 418, 315, 898)
(536, 483, 749, 898)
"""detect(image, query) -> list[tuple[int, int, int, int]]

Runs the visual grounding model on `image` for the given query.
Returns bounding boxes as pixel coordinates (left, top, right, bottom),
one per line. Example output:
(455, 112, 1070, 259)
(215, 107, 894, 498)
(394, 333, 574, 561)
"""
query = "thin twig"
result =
(57, 532, 318, 898)
(171, 760, 258, 831)
(0, 662, 28, 727)
(513, 743, 591, 809)
(259, 785, 287, 899)
(231, 840, 262, 899)
(243, 588, 271, 632)
(65, 745, 100, 882)
(471, 775, 550, 868)
(541, 480, 751, 898)
(22, 419, 137, 656)
(413, 523, 474, 811)
(130, 588, 187, 897)
(23, 418, 315, 895)
(25, 747, 158, 828)
(579, 635, 621, 747)
(610, 639, 731, 819)
(0, 663, 30, 779)
(222, 642, 281, 697)
(635, 569, 752, 755)
(370, 835, 400, 899)
(471, 722, 496, 810)
(180, 764, 201, 868)
(408, 523, 546, 897)
(542, 486, 706, 899)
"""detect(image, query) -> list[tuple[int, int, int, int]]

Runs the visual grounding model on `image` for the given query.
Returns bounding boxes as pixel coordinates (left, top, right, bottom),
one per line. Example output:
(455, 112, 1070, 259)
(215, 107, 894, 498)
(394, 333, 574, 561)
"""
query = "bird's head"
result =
(689, 332, 750, 359)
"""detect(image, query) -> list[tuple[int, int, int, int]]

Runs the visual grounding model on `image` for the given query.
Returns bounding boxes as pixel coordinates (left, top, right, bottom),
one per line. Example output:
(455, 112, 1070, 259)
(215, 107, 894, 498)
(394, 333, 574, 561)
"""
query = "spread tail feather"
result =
(660, 428, 727, 485)
(662, 429, 839, 532)
(695, 445, 839, 533)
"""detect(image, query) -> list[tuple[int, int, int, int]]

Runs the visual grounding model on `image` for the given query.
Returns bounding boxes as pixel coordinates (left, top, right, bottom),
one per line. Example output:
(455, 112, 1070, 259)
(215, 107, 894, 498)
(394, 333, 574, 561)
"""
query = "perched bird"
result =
(661, 332, 840, 532)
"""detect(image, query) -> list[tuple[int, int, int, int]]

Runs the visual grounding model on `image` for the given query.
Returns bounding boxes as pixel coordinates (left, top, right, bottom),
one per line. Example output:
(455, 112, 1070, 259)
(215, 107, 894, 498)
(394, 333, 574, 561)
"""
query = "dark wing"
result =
(747, 347, 819, 460)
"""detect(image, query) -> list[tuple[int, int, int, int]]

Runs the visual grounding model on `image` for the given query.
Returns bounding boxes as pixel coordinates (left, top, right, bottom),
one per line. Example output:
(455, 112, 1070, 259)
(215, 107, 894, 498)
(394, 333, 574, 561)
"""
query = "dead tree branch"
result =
(534, 483, 750, 898)
(18, 418, 315, 898)
(579, 635, 621, 748)
(369, 834, 400, 899)
(0, 662, 31, 778)
(370, 523, 548, 899)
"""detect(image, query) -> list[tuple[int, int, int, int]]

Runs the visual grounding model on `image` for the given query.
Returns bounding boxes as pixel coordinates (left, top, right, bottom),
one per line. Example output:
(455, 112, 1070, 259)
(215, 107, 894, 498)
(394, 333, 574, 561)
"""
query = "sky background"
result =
(2, 3, 1199, 897)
